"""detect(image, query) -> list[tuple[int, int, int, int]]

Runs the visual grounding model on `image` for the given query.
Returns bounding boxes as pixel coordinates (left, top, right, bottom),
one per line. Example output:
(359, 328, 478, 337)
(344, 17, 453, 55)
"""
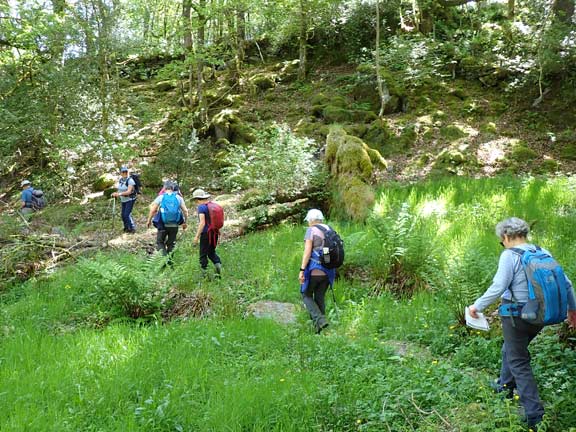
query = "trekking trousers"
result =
(121, 199, 136, 232)
(499, 316, 545, 425)
(156, 226, 179, 257)
(199, 232, 221, 269)
(302, 275, 329, 330)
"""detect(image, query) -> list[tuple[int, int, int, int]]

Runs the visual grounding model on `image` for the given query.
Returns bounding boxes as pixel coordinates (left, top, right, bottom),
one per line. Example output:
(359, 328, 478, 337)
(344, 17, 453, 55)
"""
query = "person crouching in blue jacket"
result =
(299, 209, 336, 334)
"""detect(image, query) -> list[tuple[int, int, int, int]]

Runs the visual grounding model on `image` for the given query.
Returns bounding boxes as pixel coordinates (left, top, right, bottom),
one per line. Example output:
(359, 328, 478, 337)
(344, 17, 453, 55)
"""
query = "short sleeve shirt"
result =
(118, 177, 136, 203)
(304, 224, 329, 251)
(21, 188, 33, 207)
(197, 203, 210, 233)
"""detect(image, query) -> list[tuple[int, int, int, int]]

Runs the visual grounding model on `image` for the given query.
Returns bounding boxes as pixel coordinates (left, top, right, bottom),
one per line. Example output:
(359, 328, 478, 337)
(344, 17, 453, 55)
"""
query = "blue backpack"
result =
(511, 246, 569, 326)
(160, 193, 182, 225)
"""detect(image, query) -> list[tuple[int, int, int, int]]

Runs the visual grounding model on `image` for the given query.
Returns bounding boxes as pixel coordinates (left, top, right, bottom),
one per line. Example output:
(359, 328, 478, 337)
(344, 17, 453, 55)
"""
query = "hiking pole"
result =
(111, 197, 116, 230)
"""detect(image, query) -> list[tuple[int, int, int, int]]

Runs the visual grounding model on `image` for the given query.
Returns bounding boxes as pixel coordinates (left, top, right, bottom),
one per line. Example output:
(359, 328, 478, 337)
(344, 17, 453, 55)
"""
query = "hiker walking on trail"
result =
(146, 181, 189, 265)
(468, 217, 576, 430)
(111, 166, 137, 234)
(19, 180, 35, 215)
(192, 189, 223, 278)
(299, 209, 338, 334)
(19, 179, 46, 215)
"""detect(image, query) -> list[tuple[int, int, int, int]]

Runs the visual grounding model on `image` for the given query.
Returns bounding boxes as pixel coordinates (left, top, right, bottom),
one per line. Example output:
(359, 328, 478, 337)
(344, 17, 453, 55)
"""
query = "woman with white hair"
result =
(299, 209, 336, 333)
(468, 217, 576, 430)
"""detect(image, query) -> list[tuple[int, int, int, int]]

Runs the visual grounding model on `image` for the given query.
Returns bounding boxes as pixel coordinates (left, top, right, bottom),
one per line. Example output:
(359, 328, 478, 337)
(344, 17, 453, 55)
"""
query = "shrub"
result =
(222, 124, 319, 197)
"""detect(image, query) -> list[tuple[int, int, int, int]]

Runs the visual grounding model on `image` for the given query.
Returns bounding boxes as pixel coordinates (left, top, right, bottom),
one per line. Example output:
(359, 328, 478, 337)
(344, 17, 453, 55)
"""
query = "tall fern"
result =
(77, 253, 170, 321)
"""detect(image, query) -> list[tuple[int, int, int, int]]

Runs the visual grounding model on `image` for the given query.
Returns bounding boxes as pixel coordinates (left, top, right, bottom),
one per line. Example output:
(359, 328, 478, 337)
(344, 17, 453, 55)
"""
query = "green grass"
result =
(1, 174, 576, 431)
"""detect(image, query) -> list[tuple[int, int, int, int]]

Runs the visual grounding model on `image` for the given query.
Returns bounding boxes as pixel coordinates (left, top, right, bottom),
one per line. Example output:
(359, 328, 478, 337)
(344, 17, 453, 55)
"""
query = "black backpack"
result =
(31, 189, 47, 210)
(126, 174, 142, 198)
(315, 224, 345, 269)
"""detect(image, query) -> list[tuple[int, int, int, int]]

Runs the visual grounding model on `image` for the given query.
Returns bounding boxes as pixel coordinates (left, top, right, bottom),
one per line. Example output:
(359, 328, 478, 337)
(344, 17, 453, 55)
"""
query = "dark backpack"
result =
(160, 193, 182, 225)
(128, 174, 142, 197)
(31, 189, 46, 210)
(511, 246, 569, 326)
(206, 201, 224, 246)
(315, 224, 344, 269)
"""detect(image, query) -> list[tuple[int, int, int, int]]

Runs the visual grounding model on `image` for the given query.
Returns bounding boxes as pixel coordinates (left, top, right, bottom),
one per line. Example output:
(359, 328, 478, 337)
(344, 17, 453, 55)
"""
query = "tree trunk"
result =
(507, 0, 515, 19)
(375, 1, 390, 117)
(235, 5, 246, 84)
(196, 0, 207, 122)
(50, 0, 66, 64)
(182, 0, 194, 111)
(298, 0, 307, 81)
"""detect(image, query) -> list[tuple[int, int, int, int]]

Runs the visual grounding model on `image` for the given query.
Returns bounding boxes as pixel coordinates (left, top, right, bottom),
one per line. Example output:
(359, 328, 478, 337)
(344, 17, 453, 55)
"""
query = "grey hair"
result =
(495, 217, 529, 239)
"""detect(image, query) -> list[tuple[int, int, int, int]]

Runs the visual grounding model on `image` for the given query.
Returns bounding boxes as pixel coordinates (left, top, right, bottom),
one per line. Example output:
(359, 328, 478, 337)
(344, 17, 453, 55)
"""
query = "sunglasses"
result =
(499, 241, 505, 248)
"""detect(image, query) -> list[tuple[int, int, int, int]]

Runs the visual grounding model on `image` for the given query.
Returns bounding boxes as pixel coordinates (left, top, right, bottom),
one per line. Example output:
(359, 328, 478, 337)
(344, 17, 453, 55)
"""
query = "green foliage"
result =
(223, 123, 318, 197)
(76, 253, 171, 322)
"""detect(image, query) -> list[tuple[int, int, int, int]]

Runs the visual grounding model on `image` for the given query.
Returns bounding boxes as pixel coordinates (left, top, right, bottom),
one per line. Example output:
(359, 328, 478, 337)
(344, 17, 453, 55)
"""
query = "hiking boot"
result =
(316, 317, 329, 334)
(490, 379, 515, 399)
(215, 263, 222, 278)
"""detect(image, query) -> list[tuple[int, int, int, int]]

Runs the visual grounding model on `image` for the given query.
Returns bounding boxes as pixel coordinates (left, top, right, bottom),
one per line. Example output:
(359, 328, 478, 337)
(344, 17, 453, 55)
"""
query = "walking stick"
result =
(111, 197, 116, 230)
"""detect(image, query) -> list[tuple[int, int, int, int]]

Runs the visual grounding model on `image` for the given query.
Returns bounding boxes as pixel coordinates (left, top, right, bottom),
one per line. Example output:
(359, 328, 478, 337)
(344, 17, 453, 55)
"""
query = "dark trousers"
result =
(199, 232, 221, 269)
(156, 226, 179, 263)
(499, 316, 545, 424)
(121, 199, 136, 232)
(302, 275, 329, 330)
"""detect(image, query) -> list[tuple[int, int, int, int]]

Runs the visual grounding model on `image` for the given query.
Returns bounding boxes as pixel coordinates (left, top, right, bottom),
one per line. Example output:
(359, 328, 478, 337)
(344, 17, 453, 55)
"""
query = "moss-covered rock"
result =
(336, 174, 375, 221)
(489, 101, 508, 115)
(364, 145, 387, 170)
(250, 73, 276, 91)
(323, 105, 353, 123)
(363, 119, 393, 149)
(510, 143, 537, 161)
(480, 122, 498, 134)
(343, 124, 369, 138)
(326, 126, 373, 180)
(440, 124, 468, 141)
(92, 173, 116, 192)
(311, 93, 331, 106)
(560, 144, 576, 161)
(211, 109, 256, 144)
(155, 80, 176, 92)
(430, 148, 478, 176)
(278, 59, 300, 82)
(538, 159, 559, 173)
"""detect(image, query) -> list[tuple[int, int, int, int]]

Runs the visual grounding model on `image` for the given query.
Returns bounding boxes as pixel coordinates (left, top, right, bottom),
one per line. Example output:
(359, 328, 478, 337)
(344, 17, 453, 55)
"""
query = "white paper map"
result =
(465, 307, 490, 331)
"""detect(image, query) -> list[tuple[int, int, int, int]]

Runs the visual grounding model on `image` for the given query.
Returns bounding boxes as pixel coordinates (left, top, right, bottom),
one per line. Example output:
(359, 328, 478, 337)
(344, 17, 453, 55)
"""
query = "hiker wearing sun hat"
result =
(299, 209, 340, 334)
(192, 188, 223, 278)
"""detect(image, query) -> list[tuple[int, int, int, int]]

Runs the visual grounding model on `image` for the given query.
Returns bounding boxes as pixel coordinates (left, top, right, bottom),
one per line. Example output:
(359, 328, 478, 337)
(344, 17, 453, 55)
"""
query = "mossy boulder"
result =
(363, 119, 393, 149)
(336, 174, 375, 221)
(323, 105, 353, 123)
(560, 144, 576, 161)
(278, 60, 300, 82)
(326, 126, 373, 181)
(343, 124, 369, 138)
(311, 93, 331, 106)
(440, 124, 468, 141)
(430, 145, 479, 176)
(480, 122, 498, 134)
(510, 143, 537, 161)
(92, 173, 116, 192)
(155, 80, 176, 92)
(250, 73, 276, 91)
(211, 109, 256, 145)
(538, 159, 559, 173)
(489, 101, 508, 115)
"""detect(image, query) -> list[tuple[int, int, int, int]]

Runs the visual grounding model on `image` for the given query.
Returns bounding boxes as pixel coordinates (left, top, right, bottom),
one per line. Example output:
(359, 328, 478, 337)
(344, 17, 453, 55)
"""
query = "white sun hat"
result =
(304, 209, 324, 222)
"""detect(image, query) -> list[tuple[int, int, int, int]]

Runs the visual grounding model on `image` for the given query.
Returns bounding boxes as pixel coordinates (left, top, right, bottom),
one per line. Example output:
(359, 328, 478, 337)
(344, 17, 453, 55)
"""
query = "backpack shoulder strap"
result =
(314, 224, 329, 233)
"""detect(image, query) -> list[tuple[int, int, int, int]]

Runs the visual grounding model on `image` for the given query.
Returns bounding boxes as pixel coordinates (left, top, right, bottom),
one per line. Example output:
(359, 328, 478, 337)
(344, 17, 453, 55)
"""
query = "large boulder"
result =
(211, 109, 256, 145)
(92, 173, 116, 192)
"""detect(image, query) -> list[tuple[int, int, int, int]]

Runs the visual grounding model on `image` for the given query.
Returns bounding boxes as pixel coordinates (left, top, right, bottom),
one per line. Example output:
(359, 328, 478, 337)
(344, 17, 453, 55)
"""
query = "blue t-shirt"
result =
(197, 203, 210, 233)
(21, 188, 33, 207)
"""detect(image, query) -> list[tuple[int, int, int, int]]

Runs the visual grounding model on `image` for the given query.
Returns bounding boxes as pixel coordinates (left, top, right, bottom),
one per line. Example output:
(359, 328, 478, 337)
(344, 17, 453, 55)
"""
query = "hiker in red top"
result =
(192, 188, 223, 278)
